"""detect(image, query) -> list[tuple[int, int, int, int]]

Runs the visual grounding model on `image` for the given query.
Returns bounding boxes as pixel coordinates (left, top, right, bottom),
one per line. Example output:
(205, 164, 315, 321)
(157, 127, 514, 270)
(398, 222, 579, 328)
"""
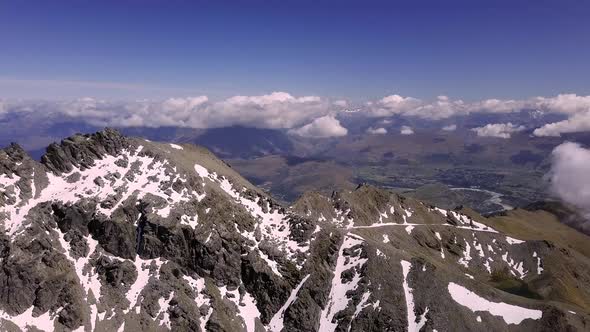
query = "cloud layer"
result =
(367, 93, 590, 120)
(1, 92, 590, 138)
(0, 92, 334, 130)
(365, 93, 590, 137)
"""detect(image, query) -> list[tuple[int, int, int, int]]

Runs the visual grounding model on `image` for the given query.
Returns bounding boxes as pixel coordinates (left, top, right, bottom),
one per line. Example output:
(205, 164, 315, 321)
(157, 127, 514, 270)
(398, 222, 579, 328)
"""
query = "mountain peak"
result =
(40, 128, 128, 174)
(0, 142, 28, 172)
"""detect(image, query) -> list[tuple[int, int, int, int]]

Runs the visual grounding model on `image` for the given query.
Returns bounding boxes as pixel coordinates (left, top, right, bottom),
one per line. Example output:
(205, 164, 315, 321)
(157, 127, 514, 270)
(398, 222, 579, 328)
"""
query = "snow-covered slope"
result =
(0, 129, 589, 332)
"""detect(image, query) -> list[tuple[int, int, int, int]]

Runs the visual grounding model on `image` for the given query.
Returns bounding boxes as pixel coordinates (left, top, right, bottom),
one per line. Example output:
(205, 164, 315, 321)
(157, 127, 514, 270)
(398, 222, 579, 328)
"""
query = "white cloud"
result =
(288, 115, 348, 138)
(468, 94, 590, 115)
(442, 124, 457, 131)
(531, 94, 590, 136)
(4, 92, 590, 136)
(370, 95, 422, 117)
(366, 127, 387, 134)
(0, 92, 333, 130)
(549, 142, 590, 226)
(472, 98, 527, 113)
(412, 95, 468, 119)
(533, 111, 590, 137)
(533, 94, 590, 114)
(365, 93, 590, 129)
(400, 126, 414, 135)
(210, 92, 327, 128)
(471, 123, 525, 138)
(368, 94, 469, 120)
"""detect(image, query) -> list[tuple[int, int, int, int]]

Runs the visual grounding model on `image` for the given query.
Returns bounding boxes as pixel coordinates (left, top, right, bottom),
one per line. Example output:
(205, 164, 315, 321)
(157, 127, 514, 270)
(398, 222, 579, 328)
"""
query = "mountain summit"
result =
(0, 129, 588, 331)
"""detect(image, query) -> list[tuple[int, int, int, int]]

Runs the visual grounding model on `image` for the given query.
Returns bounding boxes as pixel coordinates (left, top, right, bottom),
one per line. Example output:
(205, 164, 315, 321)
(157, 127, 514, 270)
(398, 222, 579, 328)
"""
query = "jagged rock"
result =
(41, 128, 128, 174)
(95, 257, 137, 287)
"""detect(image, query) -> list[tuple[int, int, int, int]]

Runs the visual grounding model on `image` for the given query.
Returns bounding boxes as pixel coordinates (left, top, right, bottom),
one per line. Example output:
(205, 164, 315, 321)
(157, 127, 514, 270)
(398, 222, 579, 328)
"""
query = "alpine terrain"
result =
(1, 129, 589, 332)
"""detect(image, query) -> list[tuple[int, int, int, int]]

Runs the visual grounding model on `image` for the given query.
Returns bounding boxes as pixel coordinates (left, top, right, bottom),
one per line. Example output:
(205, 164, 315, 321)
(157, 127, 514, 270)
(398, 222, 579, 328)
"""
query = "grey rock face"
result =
(0, 130, 589, 332)
(41, 128, 128, 174)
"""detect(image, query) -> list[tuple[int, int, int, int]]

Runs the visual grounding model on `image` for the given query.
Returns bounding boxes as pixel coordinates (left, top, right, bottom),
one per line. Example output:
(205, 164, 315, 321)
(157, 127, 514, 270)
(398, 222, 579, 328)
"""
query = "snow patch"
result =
(501, 252, 527, 279)
(319, 235, 367, 331)
(183, 275, 212, 332)
(154, 291, 174, 329)
(219, 285, 261, 332)
(125, 258, 164, 313)
(447, 282, 542, 325)
(180, 213, 199, 229)
(506, 236, 525, 245)
(458, 240, 472, 268)
(268, 274, 310, 332)
(0, 306, 58, 332)
(401, 260, 428, 332)
(56, 231, 102, 305)
(533, 252, 544, 275)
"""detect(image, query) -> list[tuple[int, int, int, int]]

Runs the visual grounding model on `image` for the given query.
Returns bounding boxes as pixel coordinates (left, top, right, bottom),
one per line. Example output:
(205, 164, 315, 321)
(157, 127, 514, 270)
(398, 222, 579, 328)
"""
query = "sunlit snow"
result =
(447, 282, 542, 325)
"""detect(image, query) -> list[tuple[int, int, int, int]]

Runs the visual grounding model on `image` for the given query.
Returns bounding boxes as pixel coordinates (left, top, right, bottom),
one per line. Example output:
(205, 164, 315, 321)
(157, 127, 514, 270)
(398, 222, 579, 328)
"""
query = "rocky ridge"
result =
(0, 129, 588, 331)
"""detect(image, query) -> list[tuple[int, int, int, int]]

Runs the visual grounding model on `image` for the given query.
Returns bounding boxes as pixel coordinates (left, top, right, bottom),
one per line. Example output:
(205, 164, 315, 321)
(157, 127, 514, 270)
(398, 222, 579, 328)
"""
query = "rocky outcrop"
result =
(41, 128, 128, 174)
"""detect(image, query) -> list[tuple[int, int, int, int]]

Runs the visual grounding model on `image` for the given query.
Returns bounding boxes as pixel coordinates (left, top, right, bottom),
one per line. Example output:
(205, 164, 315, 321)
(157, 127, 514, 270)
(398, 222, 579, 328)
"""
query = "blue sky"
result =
(1, 0, 589, 100)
